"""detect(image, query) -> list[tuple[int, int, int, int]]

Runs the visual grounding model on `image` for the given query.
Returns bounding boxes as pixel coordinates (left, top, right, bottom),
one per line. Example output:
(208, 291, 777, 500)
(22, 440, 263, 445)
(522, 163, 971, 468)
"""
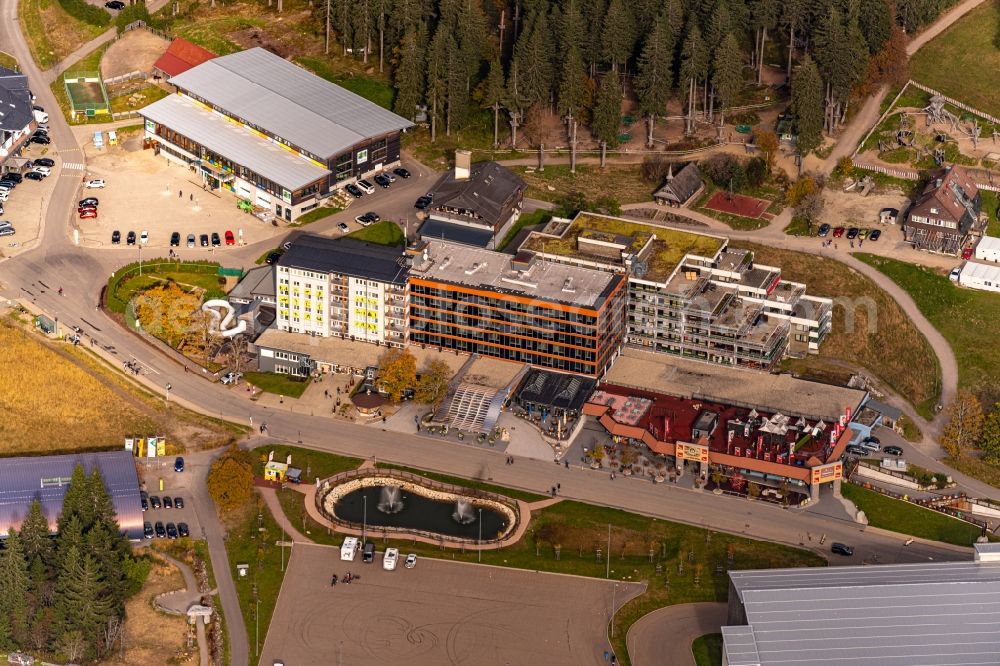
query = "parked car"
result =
(868, 229, 881, 242)
(414, 196, 431, 210)
(177, 522, 190, 537)
(143, 522, 154, 539)
(362, 541, 375, 563)
(141, 495, 148, 511)
(111, 230, 121, 244)
(211, 232, 221, 247)
(79, 209, 97, 220)
(374, 173, 391, 188)
(4, 173, 23, 183)
(29, 135, 50, 145)
(337, 222, 349, 233)
(404, 553, 417, 569)
(818, 223, 830, 237)
(949, 267, 961, 282)
(354, 214, 374, 227)
(166, 522, 178, 539)
(187, 233, 196, 248)
(833, 226, 845, 238)
(831, 542, 854, 557)
(345, 183, 363, 198)
(23, 171, 44, 181)
(31, 166, 50, 177)
(140, 230, 149, 244)
(356, 179, 375, 194)
(393, 167, 411, 179)
(79, 197, 98, 207)
(0, 179, 18, 189)
(883, 445, 904, 456)
(126, 230, 136, 245)
(220, 371, 243, 385)
(163, 496, 173, 509)
(77, 205, 96, 214)
(0, 227, 15, 237)
(34, 157, 55, 168)
(105, 0, 126, 8)
(962, 246, 974, 260)
(857, 228, 869, 240)
(150, 495, 161, 509)
(170, 231, 181, 247)
(383, 547, 398, 571)
(265, 251, 282, 264)
(85, 179, 105, 188)
(846, 227, 859, 239)
(174, 456, 185, 472)
(845, 445, 868, 457)
(174, 497, 184, 509)
(200, 233, 209, 247)
(154, 522, 166, 538)
(225, 229, 235, 245)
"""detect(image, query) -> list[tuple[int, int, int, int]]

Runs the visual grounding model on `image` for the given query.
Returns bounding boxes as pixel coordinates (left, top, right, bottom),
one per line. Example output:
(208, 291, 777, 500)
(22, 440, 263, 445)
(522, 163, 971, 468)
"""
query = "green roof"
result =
(521, 213, 725, 281)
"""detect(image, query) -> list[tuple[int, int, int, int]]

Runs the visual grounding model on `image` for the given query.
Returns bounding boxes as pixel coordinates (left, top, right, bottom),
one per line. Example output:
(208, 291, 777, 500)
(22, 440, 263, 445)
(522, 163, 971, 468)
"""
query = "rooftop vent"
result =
(464, 261, 487, 275)
(439, 256, 452, 270)
(562, 277, 576, 293)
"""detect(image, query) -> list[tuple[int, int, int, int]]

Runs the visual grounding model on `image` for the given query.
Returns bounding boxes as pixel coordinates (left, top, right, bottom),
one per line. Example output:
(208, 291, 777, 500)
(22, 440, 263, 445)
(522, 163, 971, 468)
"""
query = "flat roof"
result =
(140, 93, 331, 190)
(977, 235, 1000, 252)
(725, 558, 1000, 666)
(0, 451, 143, 540)
(410, 240, 621, 309)
(605, 348, 866, 421)
(254, 327, 468, 375)
(278, 234, 408, 284)
(169, 47, 412, 159)
(961, 260, 1000, 281)
(418, 217, 495, 248)
(520, 212, 727, 282)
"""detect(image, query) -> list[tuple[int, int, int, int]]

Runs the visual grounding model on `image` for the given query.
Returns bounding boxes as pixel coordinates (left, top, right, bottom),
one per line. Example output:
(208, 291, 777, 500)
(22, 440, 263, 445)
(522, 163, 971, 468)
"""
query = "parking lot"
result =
(136, 456, 202, 541)
(261, 543, 645, 666)
(1, 144, 62, 257)
(74, 147, 288, 253)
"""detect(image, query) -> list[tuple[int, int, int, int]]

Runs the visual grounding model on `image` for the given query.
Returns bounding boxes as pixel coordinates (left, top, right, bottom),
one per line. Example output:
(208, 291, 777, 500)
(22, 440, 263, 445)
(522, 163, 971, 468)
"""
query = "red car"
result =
(962, 246, 974, 260)
(225, 230, 235, 245)
(79, 210, 97, 219)
(833, 226, 846, 238)
(78, 206, 97, 214)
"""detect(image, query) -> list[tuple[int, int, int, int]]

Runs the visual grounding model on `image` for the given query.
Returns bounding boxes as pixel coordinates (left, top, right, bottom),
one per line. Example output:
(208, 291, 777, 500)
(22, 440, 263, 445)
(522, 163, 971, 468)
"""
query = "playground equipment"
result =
(202, 299, 246, 337)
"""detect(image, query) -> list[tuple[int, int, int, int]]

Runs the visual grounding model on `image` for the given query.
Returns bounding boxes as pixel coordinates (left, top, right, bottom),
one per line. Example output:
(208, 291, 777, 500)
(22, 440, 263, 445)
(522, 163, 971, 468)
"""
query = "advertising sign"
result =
(356, 149, 368, 164)
(810, 462, 843, 485)
(675, 442, 709, 463)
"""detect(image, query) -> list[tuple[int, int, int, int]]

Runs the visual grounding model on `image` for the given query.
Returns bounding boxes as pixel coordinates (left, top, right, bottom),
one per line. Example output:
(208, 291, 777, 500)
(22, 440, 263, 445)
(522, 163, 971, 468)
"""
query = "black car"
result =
(265, 251, 282, 265)
(163, 496, 173, 509)
(174, 456, 184, 472)
(818, 223, 830, 237)
(863, 436, 881, 446)
(199, 233, 209, 247)
(177, 522, 190, 537)
(170, 231, 180, 247)
(105, 0, 126, 8)
(154, 521, 166, 538)
(166, 522, 178, 539)
(393, 167, 411, 179)
(140, 495, 148, 511)
(831, 542, 854, 557)
(374, 173, 391, 188)
(845, 445, 868, 457)
(29, 135, 50, 145)
(364, 211, 381, 223)
(0, 179, 17, 189)
(869, 229, 881, 241)
(126, 230, 136, 245)
(884, 445, 904, 456)
(34, 158, 55, 168)
(4, 173, 23, 184)
(362, 541, 375, 563)
(79, 197, 98, 207)
(174, 496, 184, 509)
(414, 196, 431, 209)
(143, 521, 154, 539)
(150, 495, 161, 509)
(846, 227, 859, 239)
(24, 171, 44, 181)
(211, 232, 221, 247)
(111, 230, 121, 244)
(345, 183, 364, 198)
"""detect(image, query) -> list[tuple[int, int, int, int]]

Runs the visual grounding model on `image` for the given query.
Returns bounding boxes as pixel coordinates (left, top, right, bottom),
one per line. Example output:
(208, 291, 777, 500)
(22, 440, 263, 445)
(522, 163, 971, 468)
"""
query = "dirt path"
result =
(258, 486, 312, 543)
(626, 602, 727, 666)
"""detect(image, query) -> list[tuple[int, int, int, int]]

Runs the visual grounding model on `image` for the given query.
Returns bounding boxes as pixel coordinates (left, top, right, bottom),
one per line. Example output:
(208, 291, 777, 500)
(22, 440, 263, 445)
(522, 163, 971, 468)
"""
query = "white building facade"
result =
(976, 236, 1000, 263)
(959, 261, 1000, 293)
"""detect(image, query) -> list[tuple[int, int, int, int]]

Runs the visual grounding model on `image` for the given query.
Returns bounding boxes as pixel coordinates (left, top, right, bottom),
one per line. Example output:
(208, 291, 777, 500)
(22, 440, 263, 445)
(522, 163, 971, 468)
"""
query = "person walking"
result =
(179, 190, 183, 198)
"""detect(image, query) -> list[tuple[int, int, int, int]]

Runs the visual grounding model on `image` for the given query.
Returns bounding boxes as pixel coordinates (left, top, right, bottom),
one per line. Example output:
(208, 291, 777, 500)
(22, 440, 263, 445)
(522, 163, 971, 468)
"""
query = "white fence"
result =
(105, 70, 146, 87)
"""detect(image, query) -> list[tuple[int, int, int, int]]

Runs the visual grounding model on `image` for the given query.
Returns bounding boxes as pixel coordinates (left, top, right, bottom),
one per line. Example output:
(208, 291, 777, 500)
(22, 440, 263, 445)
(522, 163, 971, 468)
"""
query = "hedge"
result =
(57, 0, 111, 28)
(105, 260, 220, 313)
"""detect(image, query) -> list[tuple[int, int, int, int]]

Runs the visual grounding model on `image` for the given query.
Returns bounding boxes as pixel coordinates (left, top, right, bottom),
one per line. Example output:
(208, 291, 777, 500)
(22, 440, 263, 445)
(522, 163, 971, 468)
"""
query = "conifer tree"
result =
(712, 33, 744, 113)
(635, 10, 676, 146)
(592, 72, 622, 147)
(601, 0, 636, 72)
(57, 464, 91, 535)
(679, 21, 707, 133)
(790, 54, 824, 164)
(513, 11, 554, 108)
(19, 499, 53, 570)
(392, 29, 426, 120)
(0, 529, 30, 648)
(480, 57, 506, 146)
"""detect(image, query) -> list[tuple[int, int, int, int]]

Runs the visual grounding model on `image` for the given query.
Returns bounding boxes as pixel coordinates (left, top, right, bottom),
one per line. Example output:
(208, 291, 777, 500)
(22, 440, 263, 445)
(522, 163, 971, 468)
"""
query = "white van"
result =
(33, 109, 48, 124)
(340, 536, 358, 561)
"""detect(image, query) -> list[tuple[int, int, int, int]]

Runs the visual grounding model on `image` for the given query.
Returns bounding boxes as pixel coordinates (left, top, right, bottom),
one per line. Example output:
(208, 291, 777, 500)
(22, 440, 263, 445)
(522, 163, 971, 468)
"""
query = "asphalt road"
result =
(626, 602, 727, 666)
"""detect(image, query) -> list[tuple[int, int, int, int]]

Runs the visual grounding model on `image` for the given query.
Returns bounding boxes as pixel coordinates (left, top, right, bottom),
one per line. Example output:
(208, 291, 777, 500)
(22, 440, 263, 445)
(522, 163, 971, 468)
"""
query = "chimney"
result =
(455, 150, 472, 181)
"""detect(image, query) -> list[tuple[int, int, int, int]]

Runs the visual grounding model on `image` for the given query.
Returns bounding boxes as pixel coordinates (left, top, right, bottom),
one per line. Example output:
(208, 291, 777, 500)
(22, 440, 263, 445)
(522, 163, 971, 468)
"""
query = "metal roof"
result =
(277, 234, 408, 284)
(725, 557, 1000, 665)
(0, 451, 143, 540)
(418, 217, 496, 248)
(0, 66, 33, 132)
(168, 47, 413, 159)
(140, 93, 331, 191)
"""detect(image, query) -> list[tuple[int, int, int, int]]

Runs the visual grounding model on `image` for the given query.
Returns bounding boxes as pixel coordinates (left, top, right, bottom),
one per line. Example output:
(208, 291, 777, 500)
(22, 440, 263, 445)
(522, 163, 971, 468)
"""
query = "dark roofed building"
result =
(653, 163, 704, 207)
(278, 235, 408, 283)
(514, 369, 597, 416)
(153, 37, 217, 79)
(904, 165, 983, 255)
(0, 66, 35, 167)
(0, 451, 143, 540)
(421, 151, 526, 249)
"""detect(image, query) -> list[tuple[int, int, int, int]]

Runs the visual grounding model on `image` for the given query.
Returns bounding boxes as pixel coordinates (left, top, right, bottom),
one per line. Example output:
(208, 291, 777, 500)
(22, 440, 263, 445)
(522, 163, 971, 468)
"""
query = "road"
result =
(626, 602, 727, 666)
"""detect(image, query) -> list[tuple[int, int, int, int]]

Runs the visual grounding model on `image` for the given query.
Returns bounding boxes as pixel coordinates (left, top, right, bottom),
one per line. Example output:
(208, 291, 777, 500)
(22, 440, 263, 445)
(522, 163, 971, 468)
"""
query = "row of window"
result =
(410, 333, 598, 375)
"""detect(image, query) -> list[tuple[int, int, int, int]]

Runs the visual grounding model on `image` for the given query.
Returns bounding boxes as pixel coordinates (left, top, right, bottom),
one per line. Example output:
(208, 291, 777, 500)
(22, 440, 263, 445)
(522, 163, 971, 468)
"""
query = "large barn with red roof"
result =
(153, 37, 217, 79)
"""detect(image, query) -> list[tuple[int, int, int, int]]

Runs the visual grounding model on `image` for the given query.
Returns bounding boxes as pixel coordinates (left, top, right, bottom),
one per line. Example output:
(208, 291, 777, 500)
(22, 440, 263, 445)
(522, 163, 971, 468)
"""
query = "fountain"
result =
(378, 485, 404, 514)
(453, 499, 475, 524)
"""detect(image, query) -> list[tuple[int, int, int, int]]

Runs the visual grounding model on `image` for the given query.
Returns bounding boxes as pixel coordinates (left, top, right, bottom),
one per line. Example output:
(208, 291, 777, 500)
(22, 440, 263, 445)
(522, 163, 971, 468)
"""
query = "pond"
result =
(332, 485, 510, 540)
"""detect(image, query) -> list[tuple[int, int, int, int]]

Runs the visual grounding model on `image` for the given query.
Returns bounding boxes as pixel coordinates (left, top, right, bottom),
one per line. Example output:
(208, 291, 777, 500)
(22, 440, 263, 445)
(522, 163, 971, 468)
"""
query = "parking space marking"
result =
(62, 162, 86, 171)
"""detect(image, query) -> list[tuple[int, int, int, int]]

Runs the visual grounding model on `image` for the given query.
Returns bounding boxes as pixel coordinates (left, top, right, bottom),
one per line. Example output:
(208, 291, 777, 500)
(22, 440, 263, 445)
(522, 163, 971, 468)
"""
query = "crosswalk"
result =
(61, 162, 85, 171)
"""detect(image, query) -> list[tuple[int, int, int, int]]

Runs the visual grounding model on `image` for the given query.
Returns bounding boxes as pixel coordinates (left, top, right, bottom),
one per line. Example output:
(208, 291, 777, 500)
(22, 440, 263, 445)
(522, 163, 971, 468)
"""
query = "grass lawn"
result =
(692, 633, 724, 666)
(167, 14, 265, 55)
(840, 483, 982, 546)
(980, 190, 1000, 237)
(0, 51, 18, 70)
(250, 444, 362, 481)
(514, 164, 657, 206)
(497, 209, 552, 251)
(783, 216, 815, 237)
(224, 497, 287, 666)
(347, 220, 405, 246)
(910, 1, 1000, 119)
(112, 267, 228, 307)
(108, 84, 169, 113)
(376, 463, 547, 502)
(244, 371, 311, 398)
(735, 244, 942, 418)
(289, 205, 343, 227)
(48, 44, 112, 124)
(855, 254, 1000, 405)
(295, 56, 394, 109)
(20, 0, 106, 70)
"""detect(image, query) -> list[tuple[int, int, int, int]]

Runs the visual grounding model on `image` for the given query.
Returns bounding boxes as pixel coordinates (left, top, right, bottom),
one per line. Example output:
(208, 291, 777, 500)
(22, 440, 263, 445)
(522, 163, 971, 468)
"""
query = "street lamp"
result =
(478, 508, 483, 563)
(165, 383, 172, 404)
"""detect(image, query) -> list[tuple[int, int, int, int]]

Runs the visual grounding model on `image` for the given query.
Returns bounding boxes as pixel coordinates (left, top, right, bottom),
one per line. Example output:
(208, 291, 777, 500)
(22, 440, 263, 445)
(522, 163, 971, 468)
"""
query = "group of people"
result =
(123, 360, 141, 376)
(330, 572, 356, 586)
